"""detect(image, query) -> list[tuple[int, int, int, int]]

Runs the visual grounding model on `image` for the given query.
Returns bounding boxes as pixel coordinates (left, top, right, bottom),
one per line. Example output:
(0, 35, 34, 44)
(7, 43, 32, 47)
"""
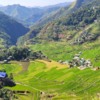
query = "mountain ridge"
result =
(0, 2, 72, 26)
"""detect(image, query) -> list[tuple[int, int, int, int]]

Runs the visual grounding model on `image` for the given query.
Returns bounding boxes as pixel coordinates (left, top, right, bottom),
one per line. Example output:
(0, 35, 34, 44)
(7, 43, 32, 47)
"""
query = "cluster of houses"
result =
(69, 52, 92, 68)
(59, 52, 92, 69)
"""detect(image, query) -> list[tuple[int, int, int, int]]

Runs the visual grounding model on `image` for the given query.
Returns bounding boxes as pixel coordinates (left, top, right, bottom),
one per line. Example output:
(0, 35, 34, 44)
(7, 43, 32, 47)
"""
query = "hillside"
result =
(36, 0, 100, 44)
(18, 0, 99, 45)
(17, 0, 100, 66)
(32, 0, 95, 27)
(0, 31, 11, 48)
(73, 0, 93, 9)
(0, 12, 29, 46)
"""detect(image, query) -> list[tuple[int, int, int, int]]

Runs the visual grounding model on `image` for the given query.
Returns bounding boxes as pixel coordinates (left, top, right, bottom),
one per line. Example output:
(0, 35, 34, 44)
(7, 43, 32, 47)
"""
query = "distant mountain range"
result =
(40, 2, 72, 8)
(0, 2, 72, 26)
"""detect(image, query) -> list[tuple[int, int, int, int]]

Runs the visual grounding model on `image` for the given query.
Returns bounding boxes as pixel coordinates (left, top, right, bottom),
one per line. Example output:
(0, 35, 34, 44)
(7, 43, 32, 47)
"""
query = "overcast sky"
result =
(0, 0, 75, 7)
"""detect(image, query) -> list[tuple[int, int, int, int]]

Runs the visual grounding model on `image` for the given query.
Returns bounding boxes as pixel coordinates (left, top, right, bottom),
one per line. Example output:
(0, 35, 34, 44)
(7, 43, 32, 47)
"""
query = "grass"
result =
(0, 60, 100, 100)
(1, 36, 100, 99)
(29, 39, 100, 66)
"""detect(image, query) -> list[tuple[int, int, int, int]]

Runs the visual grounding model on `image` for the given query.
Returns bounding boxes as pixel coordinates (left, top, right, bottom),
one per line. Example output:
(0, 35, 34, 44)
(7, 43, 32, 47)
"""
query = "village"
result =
(59, 52, 100, 71)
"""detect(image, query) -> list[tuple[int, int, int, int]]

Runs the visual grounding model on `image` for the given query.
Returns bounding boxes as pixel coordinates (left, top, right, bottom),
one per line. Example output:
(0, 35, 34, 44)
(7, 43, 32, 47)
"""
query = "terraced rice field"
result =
(0, 60, 100, 100)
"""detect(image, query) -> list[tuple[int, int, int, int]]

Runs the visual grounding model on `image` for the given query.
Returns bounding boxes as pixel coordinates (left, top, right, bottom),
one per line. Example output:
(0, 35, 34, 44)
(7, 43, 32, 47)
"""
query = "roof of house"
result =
(0, 72, 7, 78)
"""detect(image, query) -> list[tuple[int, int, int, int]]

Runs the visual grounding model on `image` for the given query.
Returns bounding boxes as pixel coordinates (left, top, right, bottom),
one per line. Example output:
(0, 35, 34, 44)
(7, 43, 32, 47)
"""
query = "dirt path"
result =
(11, 61, 30, 74)
(19, 61, 30, 71)
(16, 82, 42, 92)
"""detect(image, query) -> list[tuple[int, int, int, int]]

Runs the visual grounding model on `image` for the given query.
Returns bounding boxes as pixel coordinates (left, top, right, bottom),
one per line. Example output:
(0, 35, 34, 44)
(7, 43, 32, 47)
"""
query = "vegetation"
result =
(17, 0, 100, 45)
(0, 0, 100, 99)
(0, 60, 99, 99)
(0, 70, 16, 100)
(0, 47, 47, 61)
(29, 40, 100, 67)
(59, 1, 100, 27)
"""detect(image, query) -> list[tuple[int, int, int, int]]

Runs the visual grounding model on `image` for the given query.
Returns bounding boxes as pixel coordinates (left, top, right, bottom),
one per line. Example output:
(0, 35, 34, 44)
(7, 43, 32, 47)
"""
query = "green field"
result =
(1, 39, 100, 100)
(0, 59, 100, 100)
(29, 39, 100, 67)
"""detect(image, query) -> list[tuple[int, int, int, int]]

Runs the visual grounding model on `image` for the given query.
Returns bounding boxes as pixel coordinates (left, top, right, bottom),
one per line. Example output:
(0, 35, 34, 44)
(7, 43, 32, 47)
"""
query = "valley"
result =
(0, 0, 100, 99)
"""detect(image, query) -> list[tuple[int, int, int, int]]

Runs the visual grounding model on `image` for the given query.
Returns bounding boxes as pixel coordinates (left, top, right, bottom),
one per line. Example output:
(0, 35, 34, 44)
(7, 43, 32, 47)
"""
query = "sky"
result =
(0, 0, 75, 7)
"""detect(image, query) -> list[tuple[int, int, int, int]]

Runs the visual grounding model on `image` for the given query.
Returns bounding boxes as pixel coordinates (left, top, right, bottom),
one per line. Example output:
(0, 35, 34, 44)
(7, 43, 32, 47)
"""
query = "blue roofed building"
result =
(0, 72, 7, 78)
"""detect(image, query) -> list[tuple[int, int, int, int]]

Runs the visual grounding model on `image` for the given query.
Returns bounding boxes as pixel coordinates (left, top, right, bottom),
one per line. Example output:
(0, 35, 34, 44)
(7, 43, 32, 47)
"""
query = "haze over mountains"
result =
(0, 2, 72, 26)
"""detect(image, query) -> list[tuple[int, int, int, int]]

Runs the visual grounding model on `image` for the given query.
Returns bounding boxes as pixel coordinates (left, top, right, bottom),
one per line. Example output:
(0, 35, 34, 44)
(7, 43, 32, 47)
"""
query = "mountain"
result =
(17, 0, 100, 45)
(0, 4, 43, 26)
(32, 0, 95, 27)
(0, 2, 71, 26)
(36, 0, 100, 43)
(0, 12, 29, 47)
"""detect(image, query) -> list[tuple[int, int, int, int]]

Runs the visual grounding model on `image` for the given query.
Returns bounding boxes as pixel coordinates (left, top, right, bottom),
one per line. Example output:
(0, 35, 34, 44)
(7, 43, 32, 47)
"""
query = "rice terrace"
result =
(0, 0, 100, 99)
